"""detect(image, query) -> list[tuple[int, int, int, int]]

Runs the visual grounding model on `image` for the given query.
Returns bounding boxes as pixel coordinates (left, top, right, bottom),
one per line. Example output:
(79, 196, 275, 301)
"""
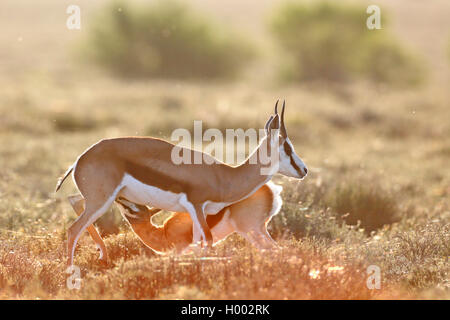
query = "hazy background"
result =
(0, 0, 448, 299)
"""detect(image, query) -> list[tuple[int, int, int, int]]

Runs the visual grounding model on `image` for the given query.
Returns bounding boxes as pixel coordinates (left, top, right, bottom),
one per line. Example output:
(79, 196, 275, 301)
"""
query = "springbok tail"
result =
(55, 164, 74, 192)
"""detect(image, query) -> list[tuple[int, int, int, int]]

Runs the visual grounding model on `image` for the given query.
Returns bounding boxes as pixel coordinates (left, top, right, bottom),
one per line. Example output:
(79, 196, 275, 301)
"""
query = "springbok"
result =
(68, 182, 282, 259)
(56, 101, 307, 266)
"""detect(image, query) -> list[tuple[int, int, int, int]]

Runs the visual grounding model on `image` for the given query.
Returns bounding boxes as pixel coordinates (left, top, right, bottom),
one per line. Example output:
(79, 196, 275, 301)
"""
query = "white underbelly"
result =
(204, 201, 230, 215)
(119, 174, 185, 212)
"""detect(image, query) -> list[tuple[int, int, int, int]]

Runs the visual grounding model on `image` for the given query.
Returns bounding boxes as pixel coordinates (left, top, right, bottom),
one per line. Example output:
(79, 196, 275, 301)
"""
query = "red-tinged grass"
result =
(0, 231, 409, 300)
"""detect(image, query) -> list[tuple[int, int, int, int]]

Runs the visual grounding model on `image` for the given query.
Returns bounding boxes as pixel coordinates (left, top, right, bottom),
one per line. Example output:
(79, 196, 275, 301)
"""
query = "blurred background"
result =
(0, 0, 448, 299)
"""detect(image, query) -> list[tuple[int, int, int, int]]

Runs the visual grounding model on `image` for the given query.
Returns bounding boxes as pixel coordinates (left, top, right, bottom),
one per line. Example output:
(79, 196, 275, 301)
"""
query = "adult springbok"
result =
(68, 181, 282, 259)
(56, 101, 307, 266)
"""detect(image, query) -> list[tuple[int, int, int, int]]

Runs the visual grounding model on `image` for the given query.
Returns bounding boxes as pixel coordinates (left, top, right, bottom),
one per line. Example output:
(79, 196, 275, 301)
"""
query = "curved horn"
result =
(280, 100, 287, 137)
(274, 99, 279, 114)
(265, 115, 274, 133)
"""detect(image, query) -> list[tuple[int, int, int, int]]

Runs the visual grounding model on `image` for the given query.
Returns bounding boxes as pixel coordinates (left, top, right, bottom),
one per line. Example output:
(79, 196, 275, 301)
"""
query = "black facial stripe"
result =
(283, 141, 302, 173)
(283, 141, 292, 155)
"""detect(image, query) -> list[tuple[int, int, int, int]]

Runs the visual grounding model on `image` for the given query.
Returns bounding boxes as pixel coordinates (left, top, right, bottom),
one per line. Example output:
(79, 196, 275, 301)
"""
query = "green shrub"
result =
(359, 33, 425, 85)
(269, 1, 424, 85)
(324, 180, 400, 232)
(269, 178, 365, 241)
(84, 0, 254, 79)
(270, 176, 401, 238)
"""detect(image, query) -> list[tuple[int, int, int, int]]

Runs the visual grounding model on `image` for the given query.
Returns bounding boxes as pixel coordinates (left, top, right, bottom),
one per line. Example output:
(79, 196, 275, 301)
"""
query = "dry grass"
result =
(0, 232, 410, 299)
(0, 78, 447, 299)
(0, 0, 449, 299)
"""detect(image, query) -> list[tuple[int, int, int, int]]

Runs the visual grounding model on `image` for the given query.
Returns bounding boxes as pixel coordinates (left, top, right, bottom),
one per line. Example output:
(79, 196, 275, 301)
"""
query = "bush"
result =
(324, 180, 400, 232)
(269, 1, 424, 85)
(269, 178, 365, 241)
(270, 176, 401, 238)
(84, 0, 254, 79)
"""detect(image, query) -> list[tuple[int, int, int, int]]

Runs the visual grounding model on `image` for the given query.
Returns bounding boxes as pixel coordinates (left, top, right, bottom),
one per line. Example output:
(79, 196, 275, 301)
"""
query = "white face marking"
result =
(278, 138, 307, 179)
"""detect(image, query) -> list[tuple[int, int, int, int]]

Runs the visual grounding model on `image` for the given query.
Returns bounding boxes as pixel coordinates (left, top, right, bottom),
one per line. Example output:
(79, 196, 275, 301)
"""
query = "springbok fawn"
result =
(68, 182, 282, 258)
(56, 101, 307, 265)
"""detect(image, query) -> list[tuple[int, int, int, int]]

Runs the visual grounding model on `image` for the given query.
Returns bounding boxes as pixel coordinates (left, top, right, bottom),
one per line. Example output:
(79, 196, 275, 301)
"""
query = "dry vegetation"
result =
(82, 1, 254, 79)
(0, 0, 449, 299)
(269, 1, 424, 85)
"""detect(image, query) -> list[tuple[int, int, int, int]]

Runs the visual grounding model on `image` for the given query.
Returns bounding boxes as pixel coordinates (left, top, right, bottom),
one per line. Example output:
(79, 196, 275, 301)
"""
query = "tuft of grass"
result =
(389, 223, 449, 289)
(324, 179, 400, 233)
(270, 176, 401, 239)
(269, 1, 425, 86)
(270, 178, 366, 242)
(83, 0, 255, 79)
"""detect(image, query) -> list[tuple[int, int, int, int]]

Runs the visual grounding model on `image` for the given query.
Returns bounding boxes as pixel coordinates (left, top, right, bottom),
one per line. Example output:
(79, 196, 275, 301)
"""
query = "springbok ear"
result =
(267, 114, 281, 146)
(269, 114, 280, 131)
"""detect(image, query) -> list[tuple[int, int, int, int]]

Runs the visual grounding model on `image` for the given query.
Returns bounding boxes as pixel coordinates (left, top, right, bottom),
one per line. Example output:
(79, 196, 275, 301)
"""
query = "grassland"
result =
(0, 0, 449, 299)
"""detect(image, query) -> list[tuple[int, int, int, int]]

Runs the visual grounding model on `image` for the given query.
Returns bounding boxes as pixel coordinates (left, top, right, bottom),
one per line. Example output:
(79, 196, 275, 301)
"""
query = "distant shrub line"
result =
(84, 0, 254, 79)
(81, 0, 426, 86)
(269, 1, 425, 86)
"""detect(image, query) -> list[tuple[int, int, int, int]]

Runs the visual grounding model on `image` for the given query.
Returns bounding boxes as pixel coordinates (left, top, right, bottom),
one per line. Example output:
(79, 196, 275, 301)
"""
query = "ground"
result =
(0, 0, 448, 299)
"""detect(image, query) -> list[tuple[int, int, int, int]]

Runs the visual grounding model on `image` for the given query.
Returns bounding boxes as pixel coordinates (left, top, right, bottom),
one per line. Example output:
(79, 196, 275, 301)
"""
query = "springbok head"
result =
(264, 100, 308, 179)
